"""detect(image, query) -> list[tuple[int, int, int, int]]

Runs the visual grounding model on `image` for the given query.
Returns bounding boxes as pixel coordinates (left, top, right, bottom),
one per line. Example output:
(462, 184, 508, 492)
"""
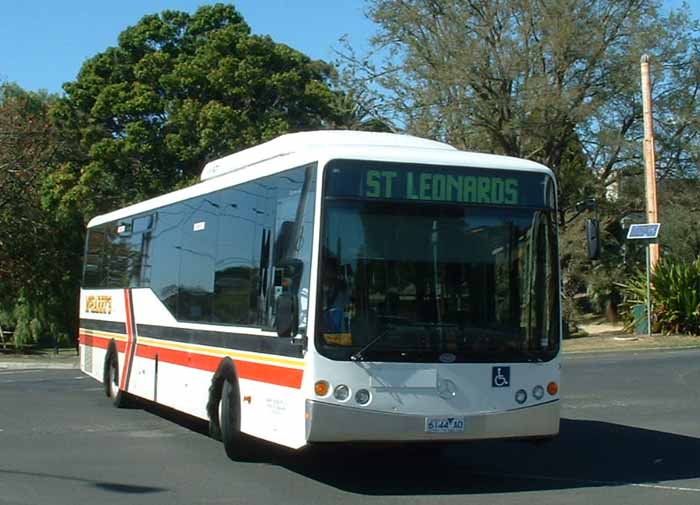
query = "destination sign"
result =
(325, 160, 555, 208)
(366, 170, 519, 205)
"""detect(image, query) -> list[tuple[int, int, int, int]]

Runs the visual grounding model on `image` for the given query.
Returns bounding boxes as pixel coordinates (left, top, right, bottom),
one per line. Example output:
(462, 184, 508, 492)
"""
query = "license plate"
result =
(425, 416, 465, 433)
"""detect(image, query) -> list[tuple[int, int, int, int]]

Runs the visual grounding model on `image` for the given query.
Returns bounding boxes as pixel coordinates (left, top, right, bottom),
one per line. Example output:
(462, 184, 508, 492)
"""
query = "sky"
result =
(0, 1, 697, 95)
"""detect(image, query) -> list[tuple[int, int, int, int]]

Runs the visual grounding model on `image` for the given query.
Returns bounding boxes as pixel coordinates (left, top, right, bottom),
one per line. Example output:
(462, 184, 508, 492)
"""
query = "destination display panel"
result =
(324, 160, 555, 208)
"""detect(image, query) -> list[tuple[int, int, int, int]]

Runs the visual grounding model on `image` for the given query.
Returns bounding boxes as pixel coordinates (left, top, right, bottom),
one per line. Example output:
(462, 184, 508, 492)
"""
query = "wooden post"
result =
(640, 54, 660, 270)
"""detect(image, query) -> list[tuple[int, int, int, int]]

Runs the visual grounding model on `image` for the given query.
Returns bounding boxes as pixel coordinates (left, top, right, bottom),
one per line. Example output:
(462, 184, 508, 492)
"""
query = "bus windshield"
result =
(317, 160, 560, 363)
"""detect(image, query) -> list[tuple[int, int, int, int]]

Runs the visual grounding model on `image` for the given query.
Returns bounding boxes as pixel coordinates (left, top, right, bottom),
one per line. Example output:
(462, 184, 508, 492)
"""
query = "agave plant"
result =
(618, 259, 700, 335)
(616, 270, 650, 333)
(652, 259, 700, 334)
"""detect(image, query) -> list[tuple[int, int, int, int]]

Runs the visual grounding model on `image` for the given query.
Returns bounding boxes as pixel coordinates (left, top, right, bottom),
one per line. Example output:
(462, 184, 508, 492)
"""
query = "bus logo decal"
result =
(86, 295, 112, 315)
(492, 367, 510, 388)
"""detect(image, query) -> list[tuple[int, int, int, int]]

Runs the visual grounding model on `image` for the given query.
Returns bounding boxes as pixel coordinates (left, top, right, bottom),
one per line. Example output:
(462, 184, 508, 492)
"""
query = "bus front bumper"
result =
(305, 399, 560, 443)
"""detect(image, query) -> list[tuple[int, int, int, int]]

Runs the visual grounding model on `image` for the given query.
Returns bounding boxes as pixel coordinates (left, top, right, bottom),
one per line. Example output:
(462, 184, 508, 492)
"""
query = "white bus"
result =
(79, 130, 561, 459)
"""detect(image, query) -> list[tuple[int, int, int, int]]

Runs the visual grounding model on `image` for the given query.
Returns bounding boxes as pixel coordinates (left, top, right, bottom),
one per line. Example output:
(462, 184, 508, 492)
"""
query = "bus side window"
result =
(214, 184, 261, 325)
(83, 225, 107, 288)
(263, 165, 316, 334)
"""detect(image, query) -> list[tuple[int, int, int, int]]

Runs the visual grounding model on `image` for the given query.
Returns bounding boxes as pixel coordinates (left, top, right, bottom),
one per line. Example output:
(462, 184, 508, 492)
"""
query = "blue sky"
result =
(0, 1, 696, 95)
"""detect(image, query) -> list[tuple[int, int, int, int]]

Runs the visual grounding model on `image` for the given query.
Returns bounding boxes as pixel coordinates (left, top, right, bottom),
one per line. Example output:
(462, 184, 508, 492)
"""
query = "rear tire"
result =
(104, 345, 129, 408)
(220, 378, 250, 460)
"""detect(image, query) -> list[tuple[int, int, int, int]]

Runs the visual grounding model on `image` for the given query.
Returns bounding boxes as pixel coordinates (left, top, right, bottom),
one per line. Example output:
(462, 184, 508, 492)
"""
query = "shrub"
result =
(618, 258, 700, 335)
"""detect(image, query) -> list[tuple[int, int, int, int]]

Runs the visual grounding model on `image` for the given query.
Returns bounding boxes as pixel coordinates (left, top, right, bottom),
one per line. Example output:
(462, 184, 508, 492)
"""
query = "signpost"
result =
(626, 223, 661, 336)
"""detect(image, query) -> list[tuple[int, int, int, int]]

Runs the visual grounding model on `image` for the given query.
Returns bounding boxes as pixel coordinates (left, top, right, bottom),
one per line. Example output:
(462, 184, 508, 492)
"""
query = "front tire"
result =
(220, 378, 249, 460)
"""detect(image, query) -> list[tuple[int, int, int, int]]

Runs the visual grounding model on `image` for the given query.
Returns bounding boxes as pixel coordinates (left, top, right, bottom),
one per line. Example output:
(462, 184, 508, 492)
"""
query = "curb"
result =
(563, 345, 700, 356)
(0, 360, 80, 370)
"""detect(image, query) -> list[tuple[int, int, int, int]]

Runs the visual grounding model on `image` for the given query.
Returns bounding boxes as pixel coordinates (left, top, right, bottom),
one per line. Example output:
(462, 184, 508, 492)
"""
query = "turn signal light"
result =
(547, 381, 559, 396)
(314, 380, 330, 397)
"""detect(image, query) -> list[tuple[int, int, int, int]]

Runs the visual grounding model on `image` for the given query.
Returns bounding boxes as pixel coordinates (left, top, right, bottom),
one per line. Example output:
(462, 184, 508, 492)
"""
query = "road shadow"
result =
(138, 399, 210, 436)
(269, 418, 700, 495)
(0, 469, 167, 495)
(133, 402, 700, 495)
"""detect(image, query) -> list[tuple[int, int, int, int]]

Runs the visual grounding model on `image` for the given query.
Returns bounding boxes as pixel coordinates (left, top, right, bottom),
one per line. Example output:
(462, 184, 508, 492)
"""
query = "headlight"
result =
(333, 384, 350, 401)
(533, 385, 545, 400)
(355, 388, 371, 405)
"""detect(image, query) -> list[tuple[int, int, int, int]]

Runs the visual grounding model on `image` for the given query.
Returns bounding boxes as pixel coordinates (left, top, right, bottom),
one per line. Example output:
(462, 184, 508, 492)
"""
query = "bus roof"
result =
(200, 130, 457, 181)
(87, 130, 552, 228)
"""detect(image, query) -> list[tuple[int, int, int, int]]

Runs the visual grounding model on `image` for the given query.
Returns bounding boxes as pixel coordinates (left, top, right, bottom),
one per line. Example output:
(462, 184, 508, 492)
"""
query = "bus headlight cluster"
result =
(516, 382, 558, 405)
(315, 381, 371, 405)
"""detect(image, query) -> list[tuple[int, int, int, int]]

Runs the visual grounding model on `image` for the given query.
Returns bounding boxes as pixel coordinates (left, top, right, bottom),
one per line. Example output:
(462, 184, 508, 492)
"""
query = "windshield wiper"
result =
(350, 326, 394, 362)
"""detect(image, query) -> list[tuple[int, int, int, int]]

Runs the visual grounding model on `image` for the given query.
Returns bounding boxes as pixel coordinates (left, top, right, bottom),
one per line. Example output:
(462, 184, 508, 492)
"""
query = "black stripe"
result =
(80, 319, 127, 335)
(137, 324, 304, 359)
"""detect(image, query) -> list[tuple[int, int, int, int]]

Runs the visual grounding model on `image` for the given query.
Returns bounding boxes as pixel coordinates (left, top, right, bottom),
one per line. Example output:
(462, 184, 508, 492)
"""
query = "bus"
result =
(79, 130, 561, 459)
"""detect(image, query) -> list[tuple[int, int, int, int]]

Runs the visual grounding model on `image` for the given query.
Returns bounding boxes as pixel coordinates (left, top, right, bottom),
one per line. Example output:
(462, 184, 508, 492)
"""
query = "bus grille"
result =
(83, 344, 93, 374)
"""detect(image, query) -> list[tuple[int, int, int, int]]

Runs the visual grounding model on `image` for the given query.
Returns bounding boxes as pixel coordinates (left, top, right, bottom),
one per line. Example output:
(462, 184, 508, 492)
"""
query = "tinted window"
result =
(103, 224, 130, 288)
(127, 215, 154, 287)
(83, 225, 106, 288)
(81, 164, 317, 332)
(177, 197, 218, 322)
(147, 204, 184, 314)
(264, 165, 317, 330)
(214, 183, 265, 324)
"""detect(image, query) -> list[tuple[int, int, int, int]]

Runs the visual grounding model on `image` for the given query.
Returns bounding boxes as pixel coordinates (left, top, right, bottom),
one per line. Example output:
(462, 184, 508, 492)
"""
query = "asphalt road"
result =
(1, 349, 699, 505)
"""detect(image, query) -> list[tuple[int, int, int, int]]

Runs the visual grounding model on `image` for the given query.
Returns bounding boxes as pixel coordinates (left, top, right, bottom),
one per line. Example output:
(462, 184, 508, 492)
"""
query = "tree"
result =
(0, 83, 82, 348)
(0, 83, 56, 295)
(50, 3, 347, 219)
(339, 0, 700, 321)
(340, 0, 700, 210)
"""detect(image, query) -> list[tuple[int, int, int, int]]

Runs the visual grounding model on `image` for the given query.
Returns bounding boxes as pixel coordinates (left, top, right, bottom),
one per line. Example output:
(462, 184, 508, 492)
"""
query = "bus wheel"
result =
(220, 377, 249, 460)
(103, 345, 129, 408)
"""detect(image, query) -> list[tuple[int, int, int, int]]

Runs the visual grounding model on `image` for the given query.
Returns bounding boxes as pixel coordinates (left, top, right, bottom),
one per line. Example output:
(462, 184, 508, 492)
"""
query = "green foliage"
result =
(12, 292, 37, 349)
(3, 5, 357, 352)
(652, 260, 700, 334)
(51, 3, 347, 218)
(658, 180, 700, 262)
(0, 82, 81, 347)
(619, 259, 700, 335)
(0, 306, 15, 331)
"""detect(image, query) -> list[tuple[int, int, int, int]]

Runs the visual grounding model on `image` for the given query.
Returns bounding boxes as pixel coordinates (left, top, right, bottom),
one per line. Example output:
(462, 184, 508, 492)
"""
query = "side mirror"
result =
(586, 219, 600, 260)
(275, 293, 298, 338)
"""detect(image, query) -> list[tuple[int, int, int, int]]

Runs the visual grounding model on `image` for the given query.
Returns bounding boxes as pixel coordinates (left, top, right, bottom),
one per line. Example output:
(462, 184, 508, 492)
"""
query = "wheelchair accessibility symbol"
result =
(492, 366, 510, 388)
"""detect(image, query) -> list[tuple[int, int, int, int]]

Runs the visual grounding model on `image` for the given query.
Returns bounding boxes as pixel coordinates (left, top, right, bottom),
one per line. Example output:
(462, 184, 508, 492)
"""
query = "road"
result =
(1, 349, 699, 505)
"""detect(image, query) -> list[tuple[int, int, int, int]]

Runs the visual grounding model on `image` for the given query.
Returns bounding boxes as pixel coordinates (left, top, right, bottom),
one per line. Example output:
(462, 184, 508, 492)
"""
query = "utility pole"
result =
(640, 54, 660, 270)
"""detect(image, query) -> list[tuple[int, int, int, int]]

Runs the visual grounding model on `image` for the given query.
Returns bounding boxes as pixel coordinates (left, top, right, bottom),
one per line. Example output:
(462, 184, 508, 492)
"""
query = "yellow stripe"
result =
(79, 328, 128, 342)
(135, 336, 305, 369)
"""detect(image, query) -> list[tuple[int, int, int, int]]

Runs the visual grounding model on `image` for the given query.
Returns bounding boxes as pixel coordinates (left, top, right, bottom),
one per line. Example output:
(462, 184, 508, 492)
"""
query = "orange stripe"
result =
(80, 333, 126, 352)
(81, 334, 304, 389)
(135, 342, 303, 389)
